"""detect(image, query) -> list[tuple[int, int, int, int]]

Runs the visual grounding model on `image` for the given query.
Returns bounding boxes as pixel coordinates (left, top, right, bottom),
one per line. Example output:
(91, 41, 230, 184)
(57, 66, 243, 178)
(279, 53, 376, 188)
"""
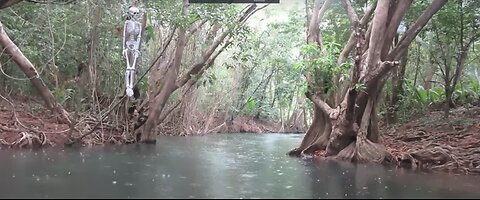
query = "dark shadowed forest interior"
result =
(1, 0, 480, 198)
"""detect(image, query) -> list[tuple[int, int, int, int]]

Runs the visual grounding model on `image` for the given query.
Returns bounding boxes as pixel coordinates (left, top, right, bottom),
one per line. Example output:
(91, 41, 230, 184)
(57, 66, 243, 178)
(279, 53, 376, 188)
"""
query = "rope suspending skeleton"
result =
(123, 5, 143, 97)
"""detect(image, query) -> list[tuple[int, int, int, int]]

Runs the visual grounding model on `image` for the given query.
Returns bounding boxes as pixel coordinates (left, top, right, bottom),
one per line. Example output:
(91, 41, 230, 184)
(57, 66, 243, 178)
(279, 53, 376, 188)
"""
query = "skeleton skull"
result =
(128, 6, 140, 19)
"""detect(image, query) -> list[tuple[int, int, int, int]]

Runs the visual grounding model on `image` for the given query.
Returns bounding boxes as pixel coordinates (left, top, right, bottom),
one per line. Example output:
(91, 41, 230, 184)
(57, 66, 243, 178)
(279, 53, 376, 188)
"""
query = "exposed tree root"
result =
(409, 143, 454, 165)
(336, 136, 393, 164)
(301, 133, 329, 156)
(0, 94, 58, 149)
(0, 138, 12, 148)
(288, 107, 326, 157)
(1, 132, 47, 149)
(397, 143, 473, 174)
(325, 126, 356, 156)
(287, 148, 303, 157)
(0, 124, 23, 132)
(381, 107, 480, 175)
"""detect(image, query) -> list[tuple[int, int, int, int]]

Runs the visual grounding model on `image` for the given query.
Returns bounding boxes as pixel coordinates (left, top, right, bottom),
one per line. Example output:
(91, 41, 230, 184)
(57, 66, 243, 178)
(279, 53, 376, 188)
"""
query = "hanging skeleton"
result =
(123, 6, 142, 97)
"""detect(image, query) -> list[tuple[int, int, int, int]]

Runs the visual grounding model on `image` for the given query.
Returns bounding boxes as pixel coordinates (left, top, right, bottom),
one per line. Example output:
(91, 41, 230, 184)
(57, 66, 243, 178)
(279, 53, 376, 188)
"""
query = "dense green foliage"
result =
(0, 0, 479, 125)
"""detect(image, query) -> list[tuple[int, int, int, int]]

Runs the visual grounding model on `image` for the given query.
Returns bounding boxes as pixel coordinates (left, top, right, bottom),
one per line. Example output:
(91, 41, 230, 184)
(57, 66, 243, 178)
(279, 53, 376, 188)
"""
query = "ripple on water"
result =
(241, 173, 257, 178)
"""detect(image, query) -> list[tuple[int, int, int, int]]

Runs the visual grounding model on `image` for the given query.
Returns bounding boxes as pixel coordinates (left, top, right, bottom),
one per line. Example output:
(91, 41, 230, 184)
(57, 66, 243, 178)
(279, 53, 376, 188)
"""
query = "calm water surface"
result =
(0, 133, 479, 198)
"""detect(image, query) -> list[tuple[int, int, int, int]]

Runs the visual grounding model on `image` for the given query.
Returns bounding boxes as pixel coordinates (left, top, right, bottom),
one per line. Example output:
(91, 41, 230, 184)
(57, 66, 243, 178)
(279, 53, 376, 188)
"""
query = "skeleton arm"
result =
(122, 20, 128, 55)
(135, 21, 142, 54)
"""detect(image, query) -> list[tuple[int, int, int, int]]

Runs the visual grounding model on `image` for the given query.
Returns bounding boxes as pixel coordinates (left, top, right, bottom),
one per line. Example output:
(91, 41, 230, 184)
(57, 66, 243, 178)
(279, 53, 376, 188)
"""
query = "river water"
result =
(0, 133, 479, 198)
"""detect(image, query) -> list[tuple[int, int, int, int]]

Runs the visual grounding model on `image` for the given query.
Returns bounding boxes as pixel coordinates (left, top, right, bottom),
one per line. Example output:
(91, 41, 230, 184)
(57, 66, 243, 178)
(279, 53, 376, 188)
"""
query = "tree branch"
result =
(307, 0, 331, 48)
(158, 39, 233, 123)
(373, 0, 448, 81)
(305, 91, 336, 118)
(175, 3, 260, 88)
(368, 60, 400, 83)
(175, 30, 229, 88)
(307, 0, 322, 45)
(185, 19, 208, 42)
(316, 0, 332, 23)
(183, 38, 233, 89)
(341, 0, 360, 27)
(380, 0, 413, 60)
(365, 0, 391, 70)
(239, 4, 270, 24)
(337, 3, 375, 65)
(388, 0, 448, 61)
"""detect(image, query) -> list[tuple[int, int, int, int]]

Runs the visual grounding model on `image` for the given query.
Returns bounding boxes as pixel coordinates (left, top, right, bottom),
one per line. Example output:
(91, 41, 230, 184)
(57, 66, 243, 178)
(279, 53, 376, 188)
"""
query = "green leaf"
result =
(355, 83, 367, 93)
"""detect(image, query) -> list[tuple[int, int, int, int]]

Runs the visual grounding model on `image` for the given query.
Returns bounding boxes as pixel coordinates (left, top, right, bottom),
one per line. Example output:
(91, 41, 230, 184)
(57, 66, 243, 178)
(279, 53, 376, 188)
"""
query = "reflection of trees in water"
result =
(308, 159, 358, 198)
(204, 134, 309, 198)
(149, 137, 209, 198)
(308, 160, 399, 198)
(205, 134, 248, 198)
(352, 163, 387, 198)
(309, 158, 480, 199)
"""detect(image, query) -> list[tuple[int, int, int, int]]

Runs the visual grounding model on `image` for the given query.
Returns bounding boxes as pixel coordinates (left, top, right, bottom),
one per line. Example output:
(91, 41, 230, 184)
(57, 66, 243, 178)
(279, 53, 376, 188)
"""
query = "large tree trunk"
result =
(288, 106, 328, 156)
(443, 83, 453, 118)
(140, 25, 187, 143)
(0, 21, 72, 124)
(287, 0, 332, 156)
(289, 0, 447, 164)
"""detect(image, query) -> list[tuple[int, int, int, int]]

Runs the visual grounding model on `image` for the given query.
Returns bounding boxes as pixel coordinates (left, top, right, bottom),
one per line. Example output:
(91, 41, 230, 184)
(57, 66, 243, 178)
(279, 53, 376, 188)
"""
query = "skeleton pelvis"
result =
(126, 41, 138, 49)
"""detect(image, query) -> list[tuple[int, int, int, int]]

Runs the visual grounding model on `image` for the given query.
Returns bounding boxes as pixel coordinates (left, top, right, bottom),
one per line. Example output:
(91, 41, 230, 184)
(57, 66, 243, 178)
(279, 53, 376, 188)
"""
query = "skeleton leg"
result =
(125, 69, 134, 97)
(125, 68, 129, 90)
(125, 50, 134, 97)
(130, 51, 139, 70)
(126, 51, 140, 97)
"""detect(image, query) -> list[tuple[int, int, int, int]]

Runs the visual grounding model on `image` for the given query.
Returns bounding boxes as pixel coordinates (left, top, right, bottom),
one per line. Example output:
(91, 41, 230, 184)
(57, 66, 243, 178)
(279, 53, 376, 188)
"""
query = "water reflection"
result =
(0, 133, 479, 198)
